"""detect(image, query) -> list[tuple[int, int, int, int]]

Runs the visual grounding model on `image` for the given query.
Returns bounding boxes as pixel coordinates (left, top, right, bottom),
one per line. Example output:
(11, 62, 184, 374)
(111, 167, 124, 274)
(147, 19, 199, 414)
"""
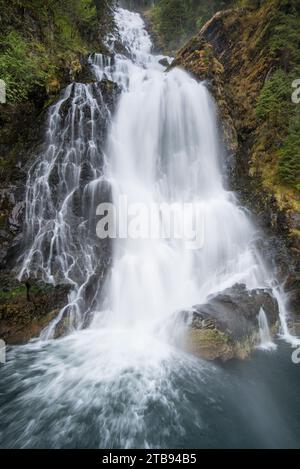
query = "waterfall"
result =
(257, 308, 277, 351)
(19, 6, 272, 337)
(18, 80, 116, 335)
(17, 3, 299, 354)
(93, 8, 282, 336)
(3, 6, 297, 449)
(18, 5, 298, 346)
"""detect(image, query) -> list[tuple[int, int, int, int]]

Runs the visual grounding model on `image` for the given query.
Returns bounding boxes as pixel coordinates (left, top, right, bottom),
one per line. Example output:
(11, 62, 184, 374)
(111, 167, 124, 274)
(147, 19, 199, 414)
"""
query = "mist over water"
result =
(1, 7, 300, 449)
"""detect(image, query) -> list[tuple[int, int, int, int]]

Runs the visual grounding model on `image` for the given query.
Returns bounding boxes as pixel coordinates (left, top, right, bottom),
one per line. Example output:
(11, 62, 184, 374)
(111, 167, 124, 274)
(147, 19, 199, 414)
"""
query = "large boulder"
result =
(181, 284, 279, 361)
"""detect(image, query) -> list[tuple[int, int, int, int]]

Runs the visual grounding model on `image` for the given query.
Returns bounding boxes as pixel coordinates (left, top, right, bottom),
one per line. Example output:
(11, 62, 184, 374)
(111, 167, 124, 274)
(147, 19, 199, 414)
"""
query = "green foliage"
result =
(256, 69, 300, 188)
(150, 0, 233, 52)
(278, 111, 300, 187)
(0, 0, 107, 103)
(56, 0, 98, 43)
(151, 0, 189, 50)
(269, 12, 300, 71)
(0, 32, 45, 103)
(256, 70, 293, 121)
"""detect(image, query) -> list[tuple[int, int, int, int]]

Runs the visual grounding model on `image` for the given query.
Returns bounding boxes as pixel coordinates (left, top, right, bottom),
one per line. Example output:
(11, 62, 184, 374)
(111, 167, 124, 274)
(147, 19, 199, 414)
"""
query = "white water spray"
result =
(7, 6, 298, 448)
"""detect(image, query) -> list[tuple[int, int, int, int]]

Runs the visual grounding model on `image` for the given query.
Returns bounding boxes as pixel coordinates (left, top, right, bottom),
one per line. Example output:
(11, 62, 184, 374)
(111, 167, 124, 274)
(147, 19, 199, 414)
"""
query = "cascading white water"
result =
(98, 8, 274, 336)
(18, 79, 117, 336)
(257, 308, 277, 350)
(19, 7, 273, 337)
(3, 6, 298, 449)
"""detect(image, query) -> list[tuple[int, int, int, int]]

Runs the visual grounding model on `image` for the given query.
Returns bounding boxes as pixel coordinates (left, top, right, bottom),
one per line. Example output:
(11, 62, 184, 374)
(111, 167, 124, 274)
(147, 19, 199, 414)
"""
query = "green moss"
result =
(0, 32, 46, 103)
(0, 286, 27, 300)
(175, 0, 300, 239)
(256, 2, 300, 188)
(0, 282, 56, 301)
(0, 0, 115, 184)
(187, 328, 260, 361)
(188, 328, 233, 360)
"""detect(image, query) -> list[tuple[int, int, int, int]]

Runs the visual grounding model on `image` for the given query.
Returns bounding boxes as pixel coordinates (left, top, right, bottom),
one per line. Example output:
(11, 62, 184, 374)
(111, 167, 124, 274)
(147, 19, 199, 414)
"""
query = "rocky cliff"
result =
(0, 0, 118, 342)
(173, 0, 300, 319)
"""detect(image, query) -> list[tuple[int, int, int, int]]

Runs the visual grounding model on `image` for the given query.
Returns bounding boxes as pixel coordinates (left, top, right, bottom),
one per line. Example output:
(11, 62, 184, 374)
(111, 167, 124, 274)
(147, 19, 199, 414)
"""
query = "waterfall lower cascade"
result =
(1, 7, 299, 449)
(257, 308, 277, 351)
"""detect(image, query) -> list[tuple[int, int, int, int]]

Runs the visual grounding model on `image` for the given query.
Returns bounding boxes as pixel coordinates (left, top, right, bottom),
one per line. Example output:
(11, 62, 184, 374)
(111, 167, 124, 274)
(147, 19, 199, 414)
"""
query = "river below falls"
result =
(0, 339, 299, 448)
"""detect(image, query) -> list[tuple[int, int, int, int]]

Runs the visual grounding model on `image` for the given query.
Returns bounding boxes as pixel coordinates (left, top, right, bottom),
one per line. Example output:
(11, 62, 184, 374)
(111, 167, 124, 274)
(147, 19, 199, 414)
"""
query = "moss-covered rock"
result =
(180, 284, 280, 361)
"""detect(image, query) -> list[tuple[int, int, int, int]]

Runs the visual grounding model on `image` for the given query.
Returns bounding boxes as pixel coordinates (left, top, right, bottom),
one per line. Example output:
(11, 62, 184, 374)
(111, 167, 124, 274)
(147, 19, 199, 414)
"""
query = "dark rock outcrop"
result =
(0, 104, 46, 271)
(158, 57, 171, 68)
(173, 3, 300, 321)
(0, 276, 70, 344)
(285, 271, 300, 334)
(0, 75, 120, 342)
(181, 284, 279, 361)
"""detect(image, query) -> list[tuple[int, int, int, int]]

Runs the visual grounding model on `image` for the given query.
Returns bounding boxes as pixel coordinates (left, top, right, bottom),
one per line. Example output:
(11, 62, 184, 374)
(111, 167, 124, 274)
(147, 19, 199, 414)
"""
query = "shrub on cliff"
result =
(0, 31, 53, 103)
(0, 0, 113, 104)
(256, 68, 300, 189)
(256, 70, 292, 123)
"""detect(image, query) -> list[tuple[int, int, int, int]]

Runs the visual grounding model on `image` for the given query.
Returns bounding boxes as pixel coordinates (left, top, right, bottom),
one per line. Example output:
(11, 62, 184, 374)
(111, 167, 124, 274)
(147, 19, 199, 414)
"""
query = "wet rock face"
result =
(0, 70, 121, 342)
(0, 189, 25, 268)
(0, 275, 70, 344)
(181, 284, 280, 361)
(0, 100, 47, 272)
(99, 79, 121, 110)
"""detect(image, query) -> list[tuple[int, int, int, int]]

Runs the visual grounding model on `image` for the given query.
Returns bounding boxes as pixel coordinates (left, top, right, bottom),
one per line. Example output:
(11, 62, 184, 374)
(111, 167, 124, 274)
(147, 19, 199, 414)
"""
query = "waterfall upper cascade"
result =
(20, 7, 274, 335)
(1, 7, 298, 449)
